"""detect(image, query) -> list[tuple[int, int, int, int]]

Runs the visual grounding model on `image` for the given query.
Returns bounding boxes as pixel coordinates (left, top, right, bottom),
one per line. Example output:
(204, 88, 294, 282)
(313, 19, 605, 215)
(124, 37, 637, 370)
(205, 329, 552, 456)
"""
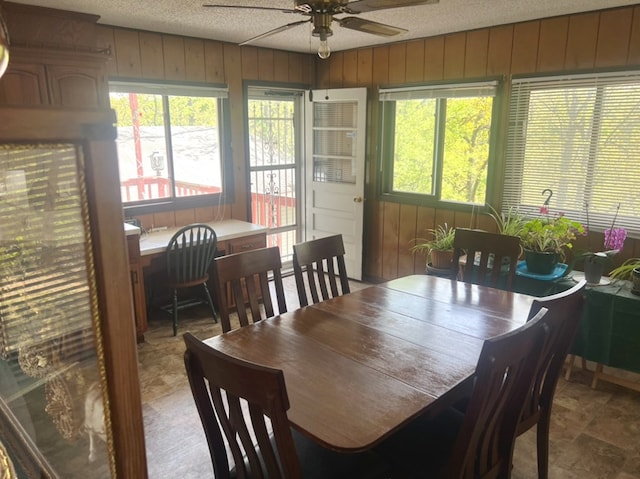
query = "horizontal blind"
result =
(0, 144, 95, 361)
(110, 80, 228, 99)
(379, 80, 497, 101)
(504, 71, 640, 237)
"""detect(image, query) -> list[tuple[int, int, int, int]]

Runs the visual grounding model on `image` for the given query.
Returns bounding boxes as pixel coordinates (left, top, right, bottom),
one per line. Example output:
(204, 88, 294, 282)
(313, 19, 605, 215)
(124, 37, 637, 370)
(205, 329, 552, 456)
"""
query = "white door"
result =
(304, 87, 366, 280)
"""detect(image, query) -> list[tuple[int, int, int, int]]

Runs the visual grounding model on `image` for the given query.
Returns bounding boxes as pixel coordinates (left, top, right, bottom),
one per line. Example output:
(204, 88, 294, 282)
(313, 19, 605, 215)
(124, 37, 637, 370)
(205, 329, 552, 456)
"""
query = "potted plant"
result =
(486, 204, 528, 238)
(576, 202, 627, 284)
(411, 223, 456, 270)
(519, 215, 585, 275)
(609, 258, 640, 295)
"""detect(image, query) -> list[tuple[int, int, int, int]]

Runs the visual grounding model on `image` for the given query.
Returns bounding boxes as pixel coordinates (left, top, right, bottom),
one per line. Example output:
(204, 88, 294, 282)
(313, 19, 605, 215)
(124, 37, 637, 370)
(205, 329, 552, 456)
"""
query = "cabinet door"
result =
(0, 63, 49, 105)
(46, 64, 108, 108)
(0, 108, 147, 478)
(127, 235, 148, 343)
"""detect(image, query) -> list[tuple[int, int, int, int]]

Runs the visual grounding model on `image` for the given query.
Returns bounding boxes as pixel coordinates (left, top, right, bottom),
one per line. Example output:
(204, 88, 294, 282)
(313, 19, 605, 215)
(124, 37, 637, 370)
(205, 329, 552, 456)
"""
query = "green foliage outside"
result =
(109, 93, 219, 127)
(392, 99, 436, 194)
(392, 96, 493, 204)
(441, 97, 492, 203)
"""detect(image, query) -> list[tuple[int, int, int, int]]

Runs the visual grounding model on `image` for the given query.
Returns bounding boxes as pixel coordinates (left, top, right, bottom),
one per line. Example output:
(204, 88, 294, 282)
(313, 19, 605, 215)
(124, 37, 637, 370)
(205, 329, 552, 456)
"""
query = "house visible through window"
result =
(109, 81, 229, 210)
(379, 80, 498, 206)
(504, 71, 640, 236)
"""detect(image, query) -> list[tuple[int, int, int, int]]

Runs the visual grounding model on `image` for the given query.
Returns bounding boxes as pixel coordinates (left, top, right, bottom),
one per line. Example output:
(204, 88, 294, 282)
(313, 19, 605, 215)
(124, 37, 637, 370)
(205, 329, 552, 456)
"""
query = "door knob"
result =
(353, 196, 363, 203)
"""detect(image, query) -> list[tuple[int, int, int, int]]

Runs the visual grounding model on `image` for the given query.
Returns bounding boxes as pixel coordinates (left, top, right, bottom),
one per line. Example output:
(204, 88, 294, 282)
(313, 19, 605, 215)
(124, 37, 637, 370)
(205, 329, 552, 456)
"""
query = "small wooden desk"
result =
(205, 274, 534, 452)
(126, 219, 268, 341)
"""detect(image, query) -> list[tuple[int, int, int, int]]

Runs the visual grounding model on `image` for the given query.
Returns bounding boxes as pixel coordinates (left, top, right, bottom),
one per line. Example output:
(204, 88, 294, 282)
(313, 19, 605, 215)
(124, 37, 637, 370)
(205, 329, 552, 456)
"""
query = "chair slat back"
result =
(452, 228, 521, 290)
(448, 308, 548, 479)
(518, 279, 587, 433)
(183, 332, 301, 479)
(213, 246, 287, 332)
(293, 235, 350, 307)
(166, 224, 218, 286)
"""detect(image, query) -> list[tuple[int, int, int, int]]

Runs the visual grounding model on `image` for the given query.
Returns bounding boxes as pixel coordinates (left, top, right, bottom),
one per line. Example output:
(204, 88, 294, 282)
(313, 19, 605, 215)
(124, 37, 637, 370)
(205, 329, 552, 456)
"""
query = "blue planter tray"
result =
(516, 260, 568, 281)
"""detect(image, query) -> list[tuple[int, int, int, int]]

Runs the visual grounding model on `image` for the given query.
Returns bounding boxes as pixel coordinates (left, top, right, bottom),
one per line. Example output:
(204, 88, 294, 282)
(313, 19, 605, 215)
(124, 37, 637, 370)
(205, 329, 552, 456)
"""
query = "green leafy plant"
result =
(410, 223, 456, 255)
(486, 204, 528, 237)
(608, 258, 640, 281)
(519, 216, 585, 261)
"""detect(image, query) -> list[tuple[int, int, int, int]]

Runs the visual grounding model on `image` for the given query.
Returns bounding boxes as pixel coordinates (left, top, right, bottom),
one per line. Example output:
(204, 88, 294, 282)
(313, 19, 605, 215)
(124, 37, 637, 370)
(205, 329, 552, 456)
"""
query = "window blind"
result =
(110, 80, 229, 99)
(379, 80, 498, 101)
(504, 71, 640, 237)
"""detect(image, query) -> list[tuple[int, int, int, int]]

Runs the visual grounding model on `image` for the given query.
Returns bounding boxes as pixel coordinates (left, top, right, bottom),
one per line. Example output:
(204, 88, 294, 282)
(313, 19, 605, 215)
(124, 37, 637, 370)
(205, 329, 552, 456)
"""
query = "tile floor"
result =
(137, 275, 640, 478)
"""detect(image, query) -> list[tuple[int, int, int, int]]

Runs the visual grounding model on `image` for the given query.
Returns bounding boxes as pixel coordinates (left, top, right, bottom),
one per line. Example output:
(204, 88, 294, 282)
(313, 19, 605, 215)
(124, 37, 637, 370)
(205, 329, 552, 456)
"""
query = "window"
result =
(505, 71, 640, 236)
(379, 81, 498, 206)
(109, 81, 230, 212)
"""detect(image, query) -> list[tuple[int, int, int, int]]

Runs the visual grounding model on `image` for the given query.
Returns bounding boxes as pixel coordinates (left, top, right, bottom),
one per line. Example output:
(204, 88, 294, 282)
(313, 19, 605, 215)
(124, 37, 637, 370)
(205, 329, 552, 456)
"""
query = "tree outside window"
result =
(505, 72, 640, 237)
(380, 81, 497, 207)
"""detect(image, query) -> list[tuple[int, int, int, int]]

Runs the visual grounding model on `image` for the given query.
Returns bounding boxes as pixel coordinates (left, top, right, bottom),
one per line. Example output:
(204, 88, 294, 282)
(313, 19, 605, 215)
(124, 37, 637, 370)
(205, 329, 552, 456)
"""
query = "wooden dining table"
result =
(204, 274, 536, 453)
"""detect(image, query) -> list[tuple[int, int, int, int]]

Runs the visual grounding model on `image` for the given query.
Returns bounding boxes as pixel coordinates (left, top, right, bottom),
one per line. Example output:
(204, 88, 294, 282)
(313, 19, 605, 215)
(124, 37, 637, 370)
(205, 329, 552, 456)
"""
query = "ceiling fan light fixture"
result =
(317, 36, 330, 59)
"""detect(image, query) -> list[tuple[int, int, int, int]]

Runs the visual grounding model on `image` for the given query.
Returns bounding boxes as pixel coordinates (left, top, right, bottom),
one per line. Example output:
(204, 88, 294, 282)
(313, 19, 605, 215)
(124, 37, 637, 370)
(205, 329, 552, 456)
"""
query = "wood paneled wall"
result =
(315, 5, 640, 281)
(96, 7, 639, 281)
(95, 25, 316, 232)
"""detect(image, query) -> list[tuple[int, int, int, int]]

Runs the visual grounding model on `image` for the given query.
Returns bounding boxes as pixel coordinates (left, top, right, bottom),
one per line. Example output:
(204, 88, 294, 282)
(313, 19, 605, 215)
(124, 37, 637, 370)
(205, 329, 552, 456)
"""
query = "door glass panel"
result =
(312, 101, 358, 185)
(0, 143, 112, 478)
(247, 93, 300, 263)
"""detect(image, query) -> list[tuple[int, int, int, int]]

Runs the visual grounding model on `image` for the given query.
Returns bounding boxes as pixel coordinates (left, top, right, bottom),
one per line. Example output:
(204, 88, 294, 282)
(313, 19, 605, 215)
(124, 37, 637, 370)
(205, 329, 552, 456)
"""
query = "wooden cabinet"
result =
(0, 47, 109, 108)
(0, 108, 147, 479)
(127, 234, 148, 343)
(0, 3, 109, 109)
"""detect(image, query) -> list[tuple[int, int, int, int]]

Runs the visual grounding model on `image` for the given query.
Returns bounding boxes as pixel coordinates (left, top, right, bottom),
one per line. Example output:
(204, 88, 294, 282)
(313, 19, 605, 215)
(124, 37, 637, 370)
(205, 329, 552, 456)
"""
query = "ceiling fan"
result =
(203, 0, 439, 59)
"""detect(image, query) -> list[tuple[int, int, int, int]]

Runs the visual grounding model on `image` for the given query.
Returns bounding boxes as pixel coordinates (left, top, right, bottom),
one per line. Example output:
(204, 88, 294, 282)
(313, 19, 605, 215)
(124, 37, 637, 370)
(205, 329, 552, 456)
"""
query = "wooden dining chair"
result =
(164, 223, 218, 336)
(183, 332, 392, 479)
(375, 308, 549, 479)
(452, 227, 521, 290)
(213, 246, 287, 333)
(292, 234, 350, 307)
(517, 279, 587, 479)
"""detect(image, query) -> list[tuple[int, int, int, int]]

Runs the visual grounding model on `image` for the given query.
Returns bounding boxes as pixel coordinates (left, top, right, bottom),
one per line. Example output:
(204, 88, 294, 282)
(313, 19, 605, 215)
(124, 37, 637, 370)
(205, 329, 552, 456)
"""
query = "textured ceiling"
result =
(8, 0, 640, 55)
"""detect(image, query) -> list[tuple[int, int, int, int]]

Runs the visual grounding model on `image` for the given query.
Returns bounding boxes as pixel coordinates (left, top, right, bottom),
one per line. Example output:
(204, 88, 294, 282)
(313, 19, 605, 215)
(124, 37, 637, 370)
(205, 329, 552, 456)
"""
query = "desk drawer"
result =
(228, 233, 266, 254)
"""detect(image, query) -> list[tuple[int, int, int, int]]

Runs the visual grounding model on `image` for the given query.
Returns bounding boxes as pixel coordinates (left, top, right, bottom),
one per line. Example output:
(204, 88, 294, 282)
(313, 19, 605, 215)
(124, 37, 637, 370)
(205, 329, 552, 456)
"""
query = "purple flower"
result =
(604, 227, 627, 251)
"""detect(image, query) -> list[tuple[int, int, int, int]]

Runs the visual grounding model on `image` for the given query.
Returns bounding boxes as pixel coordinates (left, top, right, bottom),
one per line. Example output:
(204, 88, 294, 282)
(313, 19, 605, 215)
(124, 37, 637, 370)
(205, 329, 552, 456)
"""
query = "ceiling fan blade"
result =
(344, 0, 438, 14)
(202, 4, 298, 14)
(338, 17, 407, 36)
(239, 19, 311, 46)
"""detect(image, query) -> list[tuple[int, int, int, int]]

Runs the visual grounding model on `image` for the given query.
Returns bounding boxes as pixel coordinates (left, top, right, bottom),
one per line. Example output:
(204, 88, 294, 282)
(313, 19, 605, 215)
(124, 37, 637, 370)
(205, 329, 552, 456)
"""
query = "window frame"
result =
(109, 79, 233, 216)
(378, 79, 502, 210)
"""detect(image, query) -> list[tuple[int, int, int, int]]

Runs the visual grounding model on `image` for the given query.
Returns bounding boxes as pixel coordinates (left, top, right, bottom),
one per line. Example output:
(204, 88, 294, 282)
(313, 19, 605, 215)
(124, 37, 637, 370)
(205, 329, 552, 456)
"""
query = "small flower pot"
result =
(430, 249, 453, 270)
(583, 258, 604, 285)
(524, 250, 558, 275)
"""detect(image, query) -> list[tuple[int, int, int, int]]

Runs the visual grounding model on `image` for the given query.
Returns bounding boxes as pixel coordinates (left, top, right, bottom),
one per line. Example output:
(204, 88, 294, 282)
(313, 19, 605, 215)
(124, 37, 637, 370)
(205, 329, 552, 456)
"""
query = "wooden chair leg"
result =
(536, 410, 552, 479)
(591, 363, 603, 389)
(202, 283, 217, 323)
(564, 354, 576, 380)
(172, 289, 178, 337)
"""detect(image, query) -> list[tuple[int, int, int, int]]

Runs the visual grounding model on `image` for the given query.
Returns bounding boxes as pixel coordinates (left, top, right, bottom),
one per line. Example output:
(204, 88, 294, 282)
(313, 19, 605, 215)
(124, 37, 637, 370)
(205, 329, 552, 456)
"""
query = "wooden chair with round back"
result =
(165, 223, 218, 336)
